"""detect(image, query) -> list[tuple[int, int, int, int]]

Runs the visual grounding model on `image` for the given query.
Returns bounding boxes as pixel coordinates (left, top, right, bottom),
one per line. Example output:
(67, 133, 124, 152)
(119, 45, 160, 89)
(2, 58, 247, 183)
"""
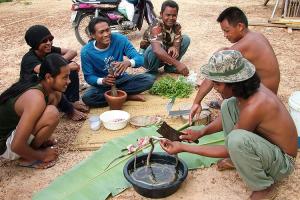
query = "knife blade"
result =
(168, 109, 191, 117)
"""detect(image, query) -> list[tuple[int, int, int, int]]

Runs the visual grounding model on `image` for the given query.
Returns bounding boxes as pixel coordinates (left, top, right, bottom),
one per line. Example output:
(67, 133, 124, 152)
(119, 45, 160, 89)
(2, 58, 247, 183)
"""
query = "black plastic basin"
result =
(123, 152, 188, 198)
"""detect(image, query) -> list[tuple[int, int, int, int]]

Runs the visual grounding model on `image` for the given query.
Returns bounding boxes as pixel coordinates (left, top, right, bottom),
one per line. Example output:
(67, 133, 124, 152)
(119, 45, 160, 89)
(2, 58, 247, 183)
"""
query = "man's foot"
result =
(250, 185, 277, 200)
(72, 101, 89, 113)
(216, 158, 235, 171)
(18, 159, 57, 169)
(208, 100, 222, 109)
(127, 94, 146, 102)
(68, 108, 88, 121)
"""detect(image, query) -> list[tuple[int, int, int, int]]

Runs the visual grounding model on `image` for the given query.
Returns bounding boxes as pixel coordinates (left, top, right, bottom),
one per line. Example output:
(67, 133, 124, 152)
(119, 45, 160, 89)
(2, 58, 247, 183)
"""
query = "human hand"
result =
(189, 103, 202, 125)
(159, 139, 183, 154)
(180, 129, 203, 143)
(68, 61, 80, 72)
(113, 61, 131, 76)
(103, 74, 116, 86)
(167, 46, 179, 59)
(42, 146, 59, 162)
(176, 63, 189, 76)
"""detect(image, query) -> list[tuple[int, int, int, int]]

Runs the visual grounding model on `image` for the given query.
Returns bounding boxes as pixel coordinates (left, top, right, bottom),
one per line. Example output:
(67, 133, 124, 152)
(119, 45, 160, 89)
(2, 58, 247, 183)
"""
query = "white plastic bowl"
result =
(100, 110, 130, 131)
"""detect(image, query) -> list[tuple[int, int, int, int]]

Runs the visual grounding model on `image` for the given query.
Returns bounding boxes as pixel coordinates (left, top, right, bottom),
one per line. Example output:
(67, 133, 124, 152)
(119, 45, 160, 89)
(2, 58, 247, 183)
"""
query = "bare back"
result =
(237, 85, 297, 157)
(231, 31, 280, 94)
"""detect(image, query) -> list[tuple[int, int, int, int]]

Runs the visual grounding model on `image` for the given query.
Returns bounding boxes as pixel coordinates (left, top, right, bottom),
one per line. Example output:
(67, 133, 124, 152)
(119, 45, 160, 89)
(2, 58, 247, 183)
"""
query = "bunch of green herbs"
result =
(149, 75, 194, 98)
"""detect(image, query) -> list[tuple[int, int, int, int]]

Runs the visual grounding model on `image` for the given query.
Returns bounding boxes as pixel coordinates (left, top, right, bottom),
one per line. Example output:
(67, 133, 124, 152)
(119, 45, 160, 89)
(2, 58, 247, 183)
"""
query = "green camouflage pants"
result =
(221, 97, 295, 191)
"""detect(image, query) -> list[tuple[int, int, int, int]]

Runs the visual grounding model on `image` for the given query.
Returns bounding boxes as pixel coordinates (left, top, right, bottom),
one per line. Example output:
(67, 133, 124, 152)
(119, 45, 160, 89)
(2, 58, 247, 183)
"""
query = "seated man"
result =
(160, 50, 297, 200)
(0, 54, 71, 169)
(81, 17, 155, 107)
(21, 25, 88, 121)
(140, 0, 190, 76)
(190, 7, 280, 115)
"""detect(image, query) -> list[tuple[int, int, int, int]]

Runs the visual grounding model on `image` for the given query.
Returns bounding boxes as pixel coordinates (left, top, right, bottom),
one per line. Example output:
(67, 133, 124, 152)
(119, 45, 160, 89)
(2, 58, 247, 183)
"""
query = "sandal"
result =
(18, 159, 57, 169)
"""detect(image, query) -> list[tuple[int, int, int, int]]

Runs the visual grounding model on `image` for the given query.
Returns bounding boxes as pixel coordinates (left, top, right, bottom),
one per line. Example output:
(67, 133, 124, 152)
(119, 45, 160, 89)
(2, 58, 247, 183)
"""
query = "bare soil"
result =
(0, 0, 299, 200)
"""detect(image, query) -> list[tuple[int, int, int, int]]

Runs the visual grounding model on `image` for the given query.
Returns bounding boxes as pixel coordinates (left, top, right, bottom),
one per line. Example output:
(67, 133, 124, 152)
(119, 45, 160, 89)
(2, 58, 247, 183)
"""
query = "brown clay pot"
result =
(104, 90, 127, 110)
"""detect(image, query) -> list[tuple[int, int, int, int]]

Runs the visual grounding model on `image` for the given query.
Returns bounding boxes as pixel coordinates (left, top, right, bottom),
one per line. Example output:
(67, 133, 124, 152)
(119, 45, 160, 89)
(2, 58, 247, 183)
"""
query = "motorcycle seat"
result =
(75, 0, 120, 4)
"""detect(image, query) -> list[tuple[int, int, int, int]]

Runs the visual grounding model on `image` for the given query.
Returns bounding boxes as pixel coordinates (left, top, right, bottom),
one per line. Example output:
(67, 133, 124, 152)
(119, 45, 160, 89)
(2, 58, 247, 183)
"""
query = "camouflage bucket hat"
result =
(201, 50, 255, 83)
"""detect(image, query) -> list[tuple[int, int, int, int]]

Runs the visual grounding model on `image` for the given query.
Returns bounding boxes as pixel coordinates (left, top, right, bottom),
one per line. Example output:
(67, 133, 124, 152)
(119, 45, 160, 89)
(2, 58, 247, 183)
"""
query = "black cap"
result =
(25, 25, 52, 49)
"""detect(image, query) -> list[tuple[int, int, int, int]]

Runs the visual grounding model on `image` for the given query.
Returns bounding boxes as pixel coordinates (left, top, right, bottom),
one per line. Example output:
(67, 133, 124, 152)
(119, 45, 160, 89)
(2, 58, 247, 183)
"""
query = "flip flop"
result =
(216, 158, 235, 171)
(208, 100, 221, 109)
(18, 160, 56, 169)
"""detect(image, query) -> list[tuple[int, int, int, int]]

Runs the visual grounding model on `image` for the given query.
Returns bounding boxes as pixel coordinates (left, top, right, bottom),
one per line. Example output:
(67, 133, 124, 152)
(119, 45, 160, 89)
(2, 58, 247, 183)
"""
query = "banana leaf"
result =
(33, 125, 224, 200)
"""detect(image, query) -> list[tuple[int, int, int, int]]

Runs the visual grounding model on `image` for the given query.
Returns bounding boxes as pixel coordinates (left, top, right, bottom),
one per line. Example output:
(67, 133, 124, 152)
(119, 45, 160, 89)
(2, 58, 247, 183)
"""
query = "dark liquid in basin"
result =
(130, 163, 180, 186)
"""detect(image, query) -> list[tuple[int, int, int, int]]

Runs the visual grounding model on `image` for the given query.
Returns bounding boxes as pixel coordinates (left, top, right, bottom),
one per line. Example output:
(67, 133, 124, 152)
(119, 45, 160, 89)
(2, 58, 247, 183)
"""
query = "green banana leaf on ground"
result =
(33, 125, 224, 200)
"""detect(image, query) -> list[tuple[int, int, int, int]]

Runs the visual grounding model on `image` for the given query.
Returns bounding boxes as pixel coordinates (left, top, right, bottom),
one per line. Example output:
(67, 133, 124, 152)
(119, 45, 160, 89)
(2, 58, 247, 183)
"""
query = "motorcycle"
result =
(70, 0, 156, 45)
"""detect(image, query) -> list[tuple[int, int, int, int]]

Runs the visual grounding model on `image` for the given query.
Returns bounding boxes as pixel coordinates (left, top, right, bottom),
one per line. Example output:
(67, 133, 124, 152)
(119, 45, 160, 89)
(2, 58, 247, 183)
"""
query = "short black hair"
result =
(226, 72, 260, 99)
(217, 7, 248, 28)
(161, 0, 179, 13)
(88, 17, 110, 34)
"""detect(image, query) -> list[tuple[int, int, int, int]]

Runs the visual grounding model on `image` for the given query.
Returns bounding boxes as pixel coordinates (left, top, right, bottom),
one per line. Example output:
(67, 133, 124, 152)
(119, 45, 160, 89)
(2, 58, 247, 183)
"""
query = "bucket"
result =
(288, 91, 300, 148)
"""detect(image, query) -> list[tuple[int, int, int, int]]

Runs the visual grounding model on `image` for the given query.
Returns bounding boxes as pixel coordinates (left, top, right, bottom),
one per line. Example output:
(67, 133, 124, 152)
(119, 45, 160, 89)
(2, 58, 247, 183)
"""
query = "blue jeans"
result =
(82, 73, 155, 107)
(143, 35, 190, 74)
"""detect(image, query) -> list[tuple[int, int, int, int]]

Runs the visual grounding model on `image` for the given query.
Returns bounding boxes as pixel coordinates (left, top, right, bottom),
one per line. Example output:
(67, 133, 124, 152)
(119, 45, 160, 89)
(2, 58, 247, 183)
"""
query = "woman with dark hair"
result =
(0, 53, 71, 169)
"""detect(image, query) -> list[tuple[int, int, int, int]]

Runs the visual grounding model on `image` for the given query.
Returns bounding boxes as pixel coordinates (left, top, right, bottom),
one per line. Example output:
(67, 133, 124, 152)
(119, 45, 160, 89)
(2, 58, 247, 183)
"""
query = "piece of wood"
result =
(249, 22, 288, 28)
(269, 17, 300, 24)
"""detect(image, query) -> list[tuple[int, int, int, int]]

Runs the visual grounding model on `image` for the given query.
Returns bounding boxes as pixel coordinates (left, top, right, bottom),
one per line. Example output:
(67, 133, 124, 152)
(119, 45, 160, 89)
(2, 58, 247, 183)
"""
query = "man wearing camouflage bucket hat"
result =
(160, 50, 297, 200)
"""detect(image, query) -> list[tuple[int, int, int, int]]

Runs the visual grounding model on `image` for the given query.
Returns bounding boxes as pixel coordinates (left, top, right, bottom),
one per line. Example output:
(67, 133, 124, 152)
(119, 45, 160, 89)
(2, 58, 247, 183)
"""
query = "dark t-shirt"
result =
(20, 46, 61, 80)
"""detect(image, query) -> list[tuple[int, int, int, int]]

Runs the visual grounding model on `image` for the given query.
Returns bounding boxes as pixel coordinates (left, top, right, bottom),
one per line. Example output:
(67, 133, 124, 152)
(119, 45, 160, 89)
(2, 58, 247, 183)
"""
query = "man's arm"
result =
(193, 79, 214, 105)
(20, 53, 41, 79)
(160, 140, 229, 158)
(152, 42, 188, 76)
(11, 90, 56, 162)
(81, 50, 101, 86)
(182, 115, 223, 142)
(189, 79, 214, 124)
(123, 37, 144, 67)
(60, 48, 77, 61)
(181, 144, 229, 158)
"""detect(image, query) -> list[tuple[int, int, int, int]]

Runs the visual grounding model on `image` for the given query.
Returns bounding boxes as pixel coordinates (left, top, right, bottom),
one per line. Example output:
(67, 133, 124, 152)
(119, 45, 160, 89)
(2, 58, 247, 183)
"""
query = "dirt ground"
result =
(0, 0, 299, 199)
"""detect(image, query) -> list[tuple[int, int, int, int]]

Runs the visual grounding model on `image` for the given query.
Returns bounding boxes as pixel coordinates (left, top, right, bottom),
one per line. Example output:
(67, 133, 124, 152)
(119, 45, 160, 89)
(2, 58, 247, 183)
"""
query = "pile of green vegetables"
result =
(149, 75, 194, 98)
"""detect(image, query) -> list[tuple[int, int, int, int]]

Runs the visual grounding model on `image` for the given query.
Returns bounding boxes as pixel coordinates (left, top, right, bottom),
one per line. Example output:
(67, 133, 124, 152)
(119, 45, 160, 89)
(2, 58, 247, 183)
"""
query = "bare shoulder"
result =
(17, 89, 46, 107)
(248, 87, 279, 111)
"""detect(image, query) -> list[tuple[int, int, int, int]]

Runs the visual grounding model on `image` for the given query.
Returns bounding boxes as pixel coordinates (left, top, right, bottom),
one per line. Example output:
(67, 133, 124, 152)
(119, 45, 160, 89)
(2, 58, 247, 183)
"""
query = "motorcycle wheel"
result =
(74, 13, 94, 46)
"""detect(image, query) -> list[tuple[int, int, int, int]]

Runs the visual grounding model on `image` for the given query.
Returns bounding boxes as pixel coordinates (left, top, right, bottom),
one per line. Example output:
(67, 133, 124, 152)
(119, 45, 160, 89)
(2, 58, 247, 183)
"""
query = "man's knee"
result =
(144, 73, 155, 84)
(181, 35, 191, 47)
(227, 130, 253, 154)
(44, 105, 59, 125)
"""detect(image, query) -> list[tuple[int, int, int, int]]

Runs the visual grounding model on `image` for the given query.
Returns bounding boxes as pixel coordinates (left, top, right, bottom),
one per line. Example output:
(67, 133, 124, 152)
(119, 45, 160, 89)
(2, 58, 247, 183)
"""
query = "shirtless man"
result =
(160, 50, 297, 200)
(0, 54, 70, 169)
(190, 7, 280, 120)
